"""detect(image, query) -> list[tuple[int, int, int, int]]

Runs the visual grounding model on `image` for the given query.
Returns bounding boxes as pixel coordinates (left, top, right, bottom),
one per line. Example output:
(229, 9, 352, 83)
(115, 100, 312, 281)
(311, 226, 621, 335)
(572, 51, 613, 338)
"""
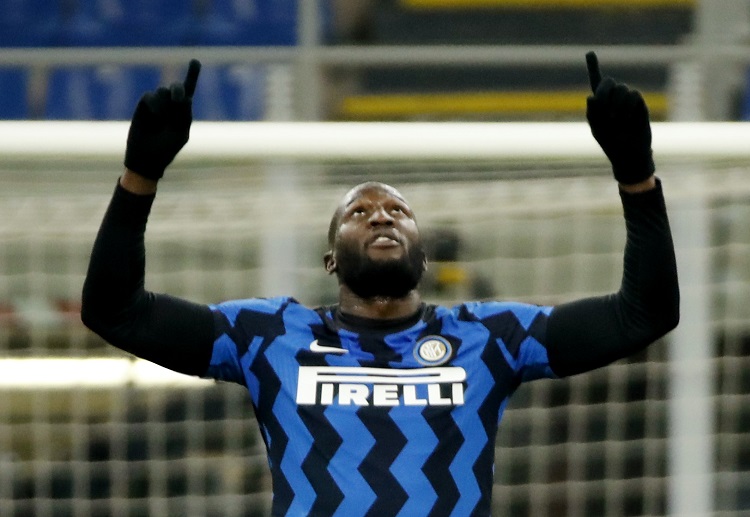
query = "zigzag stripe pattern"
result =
(208, 298, 556, 516)
(357, 406, 409, 515)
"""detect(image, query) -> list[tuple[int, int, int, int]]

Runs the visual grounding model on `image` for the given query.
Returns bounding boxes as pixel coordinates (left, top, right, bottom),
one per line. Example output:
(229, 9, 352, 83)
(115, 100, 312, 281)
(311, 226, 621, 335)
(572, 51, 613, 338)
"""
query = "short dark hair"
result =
(328, 205, 344, 247)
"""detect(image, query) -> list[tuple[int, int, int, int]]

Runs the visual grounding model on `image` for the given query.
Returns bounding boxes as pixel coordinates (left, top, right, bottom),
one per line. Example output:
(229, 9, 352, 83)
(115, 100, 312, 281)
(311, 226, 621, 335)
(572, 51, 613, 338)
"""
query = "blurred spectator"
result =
(422, 227, 494, 301)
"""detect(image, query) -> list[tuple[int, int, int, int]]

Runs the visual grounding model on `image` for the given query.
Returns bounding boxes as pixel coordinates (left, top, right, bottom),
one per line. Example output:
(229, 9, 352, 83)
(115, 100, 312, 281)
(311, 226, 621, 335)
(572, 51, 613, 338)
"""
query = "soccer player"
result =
(81, 53, 679, 516)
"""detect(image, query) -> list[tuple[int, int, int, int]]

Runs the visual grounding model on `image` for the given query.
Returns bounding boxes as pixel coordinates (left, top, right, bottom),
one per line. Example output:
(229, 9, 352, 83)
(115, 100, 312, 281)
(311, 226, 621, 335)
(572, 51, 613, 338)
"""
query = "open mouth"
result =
(369, 235, 401, 248)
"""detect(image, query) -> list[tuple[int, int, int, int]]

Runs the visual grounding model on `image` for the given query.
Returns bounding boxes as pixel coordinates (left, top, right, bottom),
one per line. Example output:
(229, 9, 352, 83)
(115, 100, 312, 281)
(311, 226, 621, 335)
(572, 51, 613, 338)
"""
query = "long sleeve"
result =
(545, 178, 680, 377)
(81, 181, 215, 376)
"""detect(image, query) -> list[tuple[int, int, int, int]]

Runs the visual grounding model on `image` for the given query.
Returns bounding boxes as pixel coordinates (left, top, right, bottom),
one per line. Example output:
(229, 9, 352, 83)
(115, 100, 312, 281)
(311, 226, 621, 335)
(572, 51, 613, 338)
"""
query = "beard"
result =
(335, 241, 425, 299)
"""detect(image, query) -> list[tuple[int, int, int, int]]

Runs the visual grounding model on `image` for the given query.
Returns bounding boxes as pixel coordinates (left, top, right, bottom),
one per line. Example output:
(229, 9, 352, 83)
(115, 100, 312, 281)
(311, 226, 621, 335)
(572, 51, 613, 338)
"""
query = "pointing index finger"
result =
(586, 51, 601, 93)
(183, 59, 201, 98)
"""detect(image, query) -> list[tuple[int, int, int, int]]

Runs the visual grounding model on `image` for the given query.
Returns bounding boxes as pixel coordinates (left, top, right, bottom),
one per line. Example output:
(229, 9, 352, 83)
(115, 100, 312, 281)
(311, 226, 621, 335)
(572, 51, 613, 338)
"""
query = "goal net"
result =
(0, 121, 747, 517)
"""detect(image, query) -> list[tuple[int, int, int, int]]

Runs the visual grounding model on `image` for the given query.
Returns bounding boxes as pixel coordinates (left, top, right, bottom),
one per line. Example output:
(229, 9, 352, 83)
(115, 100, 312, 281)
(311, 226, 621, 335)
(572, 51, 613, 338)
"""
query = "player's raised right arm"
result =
(81, 60, 215, 376)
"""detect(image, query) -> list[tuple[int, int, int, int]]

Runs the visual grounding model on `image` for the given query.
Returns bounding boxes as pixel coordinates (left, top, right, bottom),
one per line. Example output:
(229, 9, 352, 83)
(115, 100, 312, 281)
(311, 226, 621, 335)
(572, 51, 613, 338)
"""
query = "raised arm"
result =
(544, 52, 680, 377)
(81, 60, 215, 376)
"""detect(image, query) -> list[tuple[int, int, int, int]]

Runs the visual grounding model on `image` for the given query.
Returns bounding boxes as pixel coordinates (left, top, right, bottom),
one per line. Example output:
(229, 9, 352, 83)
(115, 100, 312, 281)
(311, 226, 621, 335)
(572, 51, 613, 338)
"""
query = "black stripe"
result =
(359, 334, 402, 365)
(417, 308, 464, 515)
(298, 405, 345, 515)
(474, 338, 518, 516)
(527, 312, 549, 347)
(422, 406, 464, 517)
(479, 311, 526, 359)
(233, 303, 293, 516)
(357, 408, 408, 516)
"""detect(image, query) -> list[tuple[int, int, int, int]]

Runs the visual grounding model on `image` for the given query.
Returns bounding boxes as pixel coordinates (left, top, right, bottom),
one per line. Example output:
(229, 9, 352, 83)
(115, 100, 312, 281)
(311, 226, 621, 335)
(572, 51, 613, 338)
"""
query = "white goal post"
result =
(0, 120, 749, 160)
(0, 120, 748, 517)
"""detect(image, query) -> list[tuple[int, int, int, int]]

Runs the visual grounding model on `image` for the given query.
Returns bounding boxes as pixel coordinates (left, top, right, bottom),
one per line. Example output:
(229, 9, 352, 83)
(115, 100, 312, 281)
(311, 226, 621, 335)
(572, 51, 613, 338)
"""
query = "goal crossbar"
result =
(1, 121, 750, 160)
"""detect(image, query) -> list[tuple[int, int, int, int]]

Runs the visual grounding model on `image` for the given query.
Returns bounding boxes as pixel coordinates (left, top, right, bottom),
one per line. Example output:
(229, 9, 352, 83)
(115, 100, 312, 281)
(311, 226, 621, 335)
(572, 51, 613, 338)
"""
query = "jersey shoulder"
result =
(456, 300, 553, 321)
(210, 296, 321, 333)
(211, 295, 297, 314)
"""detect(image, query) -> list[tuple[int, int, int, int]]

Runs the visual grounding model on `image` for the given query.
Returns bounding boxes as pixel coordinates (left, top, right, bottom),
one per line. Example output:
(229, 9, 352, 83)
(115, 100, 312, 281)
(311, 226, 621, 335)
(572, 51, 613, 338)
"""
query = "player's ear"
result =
(422, 256, 428, 273)
(323, 250, 337, 274)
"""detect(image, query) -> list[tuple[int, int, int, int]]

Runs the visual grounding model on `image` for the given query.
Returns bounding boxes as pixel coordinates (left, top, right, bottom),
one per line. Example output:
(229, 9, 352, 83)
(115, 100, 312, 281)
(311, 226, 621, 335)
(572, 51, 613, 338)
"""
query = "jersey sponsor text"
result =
(296, 366, 466, 406)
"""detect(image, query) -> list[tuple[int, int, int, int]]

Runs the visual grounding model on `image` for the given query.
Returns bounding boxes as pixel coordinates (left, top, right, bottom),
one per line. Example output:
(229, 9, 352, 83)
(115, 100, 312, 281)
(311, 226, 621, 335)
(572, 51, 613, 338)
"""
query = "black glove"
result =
(124, 59, 201, 180)
(585, 51, 654, 185)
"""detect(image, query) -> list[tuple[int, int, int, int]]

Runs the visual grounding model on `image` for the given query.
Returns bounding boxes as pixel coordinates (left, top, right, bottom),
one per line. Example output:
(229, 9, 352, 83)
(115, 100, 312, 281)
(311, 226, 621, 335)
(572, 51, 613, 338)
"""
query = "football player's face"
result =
(326, 183, 426, 298)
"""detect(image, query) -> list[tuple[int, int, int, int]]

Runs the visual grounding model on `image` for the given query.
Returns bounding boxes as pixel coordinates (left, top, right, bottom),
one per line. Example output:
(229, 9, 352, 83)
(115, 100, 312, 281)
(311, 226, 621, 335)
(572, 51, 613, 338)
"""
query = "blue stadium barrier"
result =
(59, 0, 194, 46)
(0, 0, 63, 47)
(44, 65, 161, 120)
(0, 0, 302, 47)
(192, 64, 267, 121)
(0, 68, 29, 119)
(192, 0, 297, 46)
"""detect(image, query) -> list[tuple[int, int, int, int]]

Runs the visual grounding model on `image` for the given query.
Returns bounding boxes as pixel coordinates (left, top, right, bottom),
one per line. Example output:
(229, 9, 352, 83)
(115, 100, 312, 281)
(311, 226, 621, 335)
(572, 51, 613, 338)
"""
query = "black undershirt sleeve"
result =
(545, 179, 680, 377)
(81, 182, 215, 377)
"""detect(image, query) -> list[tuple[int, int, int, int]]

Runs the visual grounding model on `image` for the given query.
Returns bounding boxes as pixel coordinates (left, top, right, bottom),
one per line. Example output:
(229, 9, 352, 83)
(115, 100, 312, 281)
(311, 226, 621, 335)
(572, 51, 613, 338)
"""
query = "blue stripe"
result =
(518, 336, 556, 382)
(243, 335, 265, 406)
(205, 333, 243, 383)
(389, 406, 438, 517)
(326, 405, 377, 516)
(511, 303, 549, 330)
(496, 337, 518, 373)
(211, 296, 287, 319)
(265, 332, 316, 515)
(449, 363, 492, 514)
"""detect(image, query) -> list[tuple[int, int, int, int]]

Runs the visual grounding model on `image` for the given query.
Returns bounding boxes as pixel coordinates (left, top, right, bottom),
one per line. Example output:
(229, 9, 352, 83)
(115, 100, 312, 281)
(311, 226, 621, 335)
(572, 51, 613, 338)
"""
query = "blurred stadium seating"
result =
(330, 0, 694, 120)
(193, 0, 298, 46)
(57, 0, 196, 47)
(43, 65, 161, 120)
(0, 0, 697, 122)
(0, 0, 299, 121)
(192, 64, 268, 121)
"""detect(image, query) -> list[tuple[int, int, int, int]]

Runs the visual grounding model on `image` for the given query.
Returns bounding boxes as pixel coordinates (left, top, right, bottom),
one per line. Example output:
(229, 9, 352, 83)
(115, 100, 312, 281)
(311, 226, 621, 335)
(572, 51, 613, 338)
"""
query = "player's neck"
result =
(337, 286, 423, 321)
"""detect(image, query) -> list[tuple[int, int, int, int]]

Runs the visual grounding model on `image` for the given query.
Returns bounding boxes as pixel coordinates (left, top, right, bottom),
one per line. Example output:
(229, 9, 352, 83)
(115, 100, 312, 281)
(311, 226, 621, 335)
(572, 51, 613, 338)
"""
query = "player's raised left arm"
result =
(543, 52, 680, 377)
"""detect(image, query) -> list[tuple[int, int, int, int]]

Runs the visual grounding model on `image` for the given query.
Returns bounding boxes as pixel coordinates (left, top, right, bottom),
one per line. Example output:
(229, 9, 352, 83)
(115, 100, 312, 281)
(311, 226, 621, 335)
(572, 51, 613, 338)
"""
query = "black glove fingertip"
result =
(586, 51, 601, 93)
(184, 59, 201, 98)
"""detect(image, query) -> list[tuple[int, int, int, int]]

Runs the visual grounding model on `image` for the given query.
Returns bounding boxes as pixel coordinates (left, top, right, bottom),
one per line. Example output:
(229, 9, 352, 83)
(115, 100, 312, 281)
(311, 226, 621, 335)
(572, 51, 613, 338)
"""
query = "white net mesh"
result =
(0, 123, 748, 516)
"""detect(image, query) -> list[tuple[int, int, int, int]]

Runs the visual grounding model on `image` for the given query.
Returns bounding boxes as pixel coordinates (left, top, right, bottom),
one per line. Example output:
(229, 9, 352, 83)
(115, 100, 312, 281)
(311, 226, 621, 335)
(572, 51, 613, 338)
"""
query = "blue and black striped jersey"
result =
(206, 296, 556, 517)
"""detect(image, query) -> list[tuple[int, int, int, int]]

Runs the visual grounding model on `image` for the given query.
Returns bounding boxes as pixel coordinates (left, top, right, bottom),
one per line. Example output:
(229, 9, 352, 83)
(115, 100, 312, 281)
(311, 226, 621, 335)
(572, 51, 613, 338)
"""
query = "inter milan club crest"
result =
(414, 335, 453, 366)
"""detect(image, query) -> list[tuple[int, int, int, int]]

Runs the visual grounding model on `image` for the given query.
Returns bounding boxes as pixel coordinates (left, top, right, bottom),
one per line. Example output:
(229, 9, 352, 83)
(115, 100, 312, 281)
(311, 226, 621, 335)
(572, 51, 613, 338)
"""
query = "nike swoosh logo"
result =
(309, 340, 348, 354)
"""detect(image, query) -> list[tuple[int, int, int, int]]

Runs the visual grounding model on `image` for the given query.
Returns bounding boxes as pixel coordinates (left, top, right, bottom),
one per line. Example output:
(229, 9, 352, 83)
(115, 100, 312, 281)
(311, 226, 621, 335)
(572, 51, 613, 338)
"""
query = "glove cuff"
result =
(123, 154, 165, 181)
(612, 150, 655, 185)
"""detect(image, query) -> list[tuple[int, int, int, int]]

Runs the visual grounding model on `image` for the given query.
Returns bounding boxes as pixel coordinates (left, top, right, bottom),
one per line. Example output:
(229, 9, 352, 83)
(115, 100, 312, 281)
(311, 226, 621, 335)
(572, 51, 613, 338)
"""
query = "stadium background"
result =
(0, 1, 749, 516)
